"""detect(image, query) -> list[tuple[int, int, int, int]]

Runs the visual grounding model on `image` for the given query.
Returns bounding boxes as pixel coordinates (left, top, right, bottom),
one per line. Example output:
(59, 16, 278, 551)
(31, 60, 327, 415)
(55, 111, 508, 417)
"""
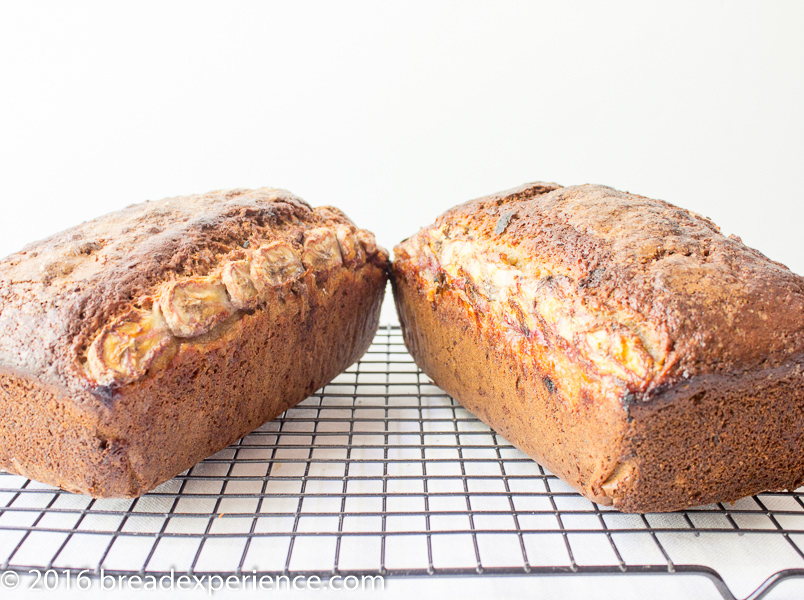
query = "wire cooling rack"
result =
(1, 324, 803, 600)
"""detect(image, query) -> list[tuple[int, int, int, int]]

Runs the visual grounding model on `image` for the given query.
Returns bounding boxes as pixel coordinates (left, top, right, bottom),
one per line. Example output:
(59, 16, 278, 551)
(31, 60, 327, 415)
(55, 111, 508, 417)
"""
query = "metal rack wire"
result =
(1, 325, 803, 600)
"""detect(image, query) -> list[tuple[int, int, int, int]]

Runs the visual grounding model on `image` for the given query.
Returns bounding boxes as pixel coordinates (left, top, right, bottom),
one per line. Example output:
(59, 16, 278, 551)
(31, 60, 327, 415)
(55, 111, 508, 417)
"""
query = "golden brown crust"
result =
(393, 272, 629, 505)
(392, 182, 804, 512)
(0, 188, 389, 497)
(0, 188, 388, 392)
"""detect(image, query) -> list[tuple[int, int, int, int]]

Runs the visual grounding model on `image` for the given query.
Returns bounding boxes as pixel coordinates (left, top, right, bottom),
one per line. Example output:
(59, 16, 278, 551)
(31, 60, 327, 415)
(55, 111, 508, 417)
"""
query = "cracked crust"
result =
(393, 182, 804, 512)
(0, 188, 389, 497)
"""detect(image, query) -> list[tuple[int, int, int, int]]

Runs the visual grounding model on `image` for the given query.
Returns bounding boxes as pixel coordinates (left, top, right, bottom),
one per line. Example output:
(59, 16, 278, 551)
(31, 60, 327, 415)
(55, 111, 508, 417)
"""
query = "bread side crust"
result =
(393, 263, 804, 512)
(392, 265, 630, 504)
(0, 264, 385, 497)
(619, 366, 804, 512)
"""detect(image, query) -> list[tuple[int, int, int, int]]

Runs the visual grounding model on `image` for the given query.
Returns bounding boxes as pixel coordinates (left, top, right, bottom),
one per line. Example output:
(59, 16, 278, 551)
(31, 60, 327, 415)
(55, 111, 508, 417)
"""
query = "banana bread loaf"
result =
(392, 182, 804, 513)
(0, 188, 388, 497)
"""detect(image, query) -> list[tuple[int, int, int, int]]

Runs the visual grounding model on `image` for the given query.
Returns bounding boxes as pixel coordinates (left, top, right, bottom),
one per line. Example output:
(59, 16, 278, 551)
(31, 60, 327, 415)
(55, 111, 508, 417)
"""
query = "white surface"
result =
(6, 572, 797, 600)
(1, 2, 804, 600)
(2, 570, 804, 600)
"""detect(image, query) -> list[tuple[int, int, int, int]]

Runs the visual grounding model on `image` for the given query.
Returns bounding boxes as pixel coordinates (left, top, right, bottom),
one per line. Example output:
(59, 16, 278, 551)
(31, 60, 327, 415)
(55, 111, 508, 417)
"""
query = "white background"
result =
(1, 2, 803, 599)
(1, 2, 802, 276)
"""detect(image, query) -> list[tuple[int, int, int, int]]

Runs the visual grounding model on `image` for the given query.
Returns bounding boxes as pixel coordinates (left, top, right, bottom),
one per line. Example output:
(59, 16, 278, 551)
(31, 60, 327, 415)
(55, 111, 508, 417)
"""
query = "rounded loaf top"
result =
(0, 188, 388, 392)
(396, 182, 804, 394)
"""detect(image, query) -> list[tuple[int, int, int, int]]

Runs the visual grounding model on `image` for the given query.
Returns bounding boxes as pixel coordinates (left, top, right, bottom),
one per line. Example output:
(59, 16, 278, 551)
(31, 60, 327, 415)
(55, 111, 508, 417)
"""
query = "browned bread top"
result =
(0, 188, 388, 397)
(395, 182, 804, 399)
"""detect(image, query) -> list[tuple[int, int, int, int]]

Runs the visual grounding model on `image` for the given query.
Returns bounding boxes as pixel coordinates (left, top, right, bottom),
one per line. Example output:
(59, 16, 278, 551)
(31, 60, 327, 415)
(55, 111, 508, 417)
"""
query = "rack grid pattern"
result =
(1, 325, 803, 600)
